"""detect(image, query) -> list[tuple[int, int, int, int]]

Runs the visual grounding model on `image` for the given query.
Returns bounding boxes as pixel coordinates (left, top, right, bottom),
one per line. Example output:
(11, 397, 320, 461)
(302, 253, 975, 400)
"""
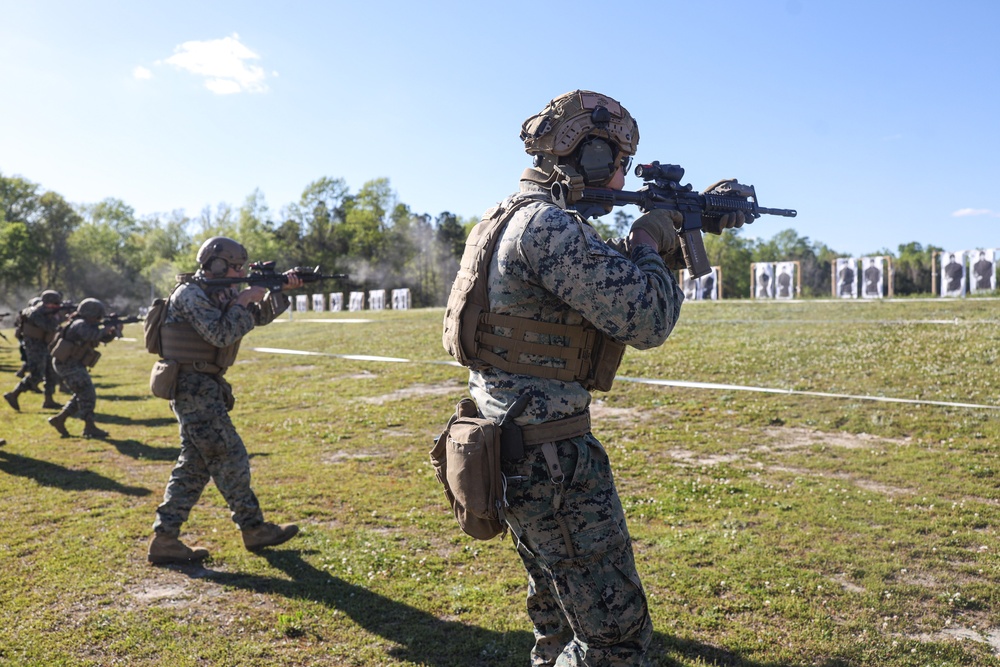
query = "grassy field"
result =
(0, 297, 997, 666)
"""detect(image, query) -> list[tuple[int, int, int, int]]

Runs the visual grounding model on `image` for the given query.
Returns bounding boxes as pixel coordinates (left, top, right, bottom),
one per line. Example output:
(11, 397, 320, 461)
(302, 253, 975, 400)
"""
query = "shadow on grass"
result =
(104, 437, 179, 461)
(649, 634, 813, 666)
(99, 413, 177, 428)
(197, 548, 532, 665)
(187, 549, 804, 667)
(0, 450, 152, 496)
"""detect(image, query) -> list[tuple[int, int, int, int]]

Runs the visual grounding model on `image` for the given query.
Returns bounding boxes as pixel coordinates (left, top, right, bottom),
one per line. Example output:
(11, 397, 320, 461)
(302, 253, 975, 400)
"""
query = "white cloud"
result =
(951, 208, 995, 217)
(133, 65, 152, 80)
(161, 32, 268, 94)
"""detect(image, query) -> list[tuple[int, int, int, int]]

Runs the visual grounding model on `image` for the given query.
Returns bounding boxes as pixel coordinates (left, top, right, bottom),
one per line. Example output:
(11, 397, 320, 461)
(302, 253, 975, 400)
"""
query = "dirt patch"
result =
(760, 426, 912, 451)
(357, 381, 463, 405)
(323, 450, 389, 464)
(129, 582, 196, 605)
(665, 448, 742, 467)
(909, 626, 1000, 654)
(764, 464, 915, 497)
(590, 401, 676, 425)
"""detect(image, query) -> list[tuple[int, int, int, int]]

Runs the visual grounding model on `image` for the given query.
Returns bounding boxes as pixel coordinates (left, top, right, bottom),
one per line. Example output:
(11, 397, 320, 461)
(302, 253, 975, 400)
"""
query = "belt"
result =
(501, 410, 591, 460)
(177, 361, 224, 375)
(520, 411, 591, 446)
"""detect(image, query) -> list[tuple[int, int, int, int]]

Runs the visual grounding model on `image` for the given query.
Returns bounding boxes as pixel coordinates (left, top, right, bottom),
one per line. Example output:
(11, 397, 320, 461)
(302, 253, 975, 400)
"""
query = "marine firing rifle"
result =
(552, 161, 797, 278)
(196, 261, 350, 290)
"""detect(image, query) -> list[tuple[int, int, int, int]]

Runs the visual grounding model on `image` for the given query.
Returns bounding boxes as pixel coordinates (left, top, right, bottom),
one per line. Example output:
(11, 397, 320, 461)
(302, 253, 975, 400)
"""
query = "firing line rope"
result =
(251, 347, 1000, 412)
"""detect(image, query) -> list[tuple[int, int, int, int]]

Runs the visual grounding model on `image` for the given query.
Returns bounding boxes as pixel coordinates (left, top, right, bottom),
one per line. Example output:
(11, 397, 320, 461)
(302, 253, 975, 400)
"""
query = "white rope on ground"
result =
(251, 347, 1000, 411)
(615, 377, 1000, 411)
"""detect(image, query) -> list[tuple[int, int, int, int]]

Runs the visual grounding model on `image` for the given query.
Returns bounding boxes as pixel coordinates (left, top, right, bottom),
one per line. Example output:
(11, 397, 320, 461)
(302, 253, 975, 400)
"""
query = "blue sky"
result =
(1, 0, 997, 256)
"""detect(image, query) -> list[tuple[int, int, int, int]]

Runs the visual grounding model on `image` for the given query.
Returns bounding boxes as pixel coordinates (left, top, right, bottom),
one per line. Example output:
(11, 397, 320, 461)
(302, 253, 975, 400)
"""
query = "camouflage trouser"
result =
(501, 433, 651, 667)
(51, 360, 96, 420)
(18, 337, 56, 393)
(153, 371, 264, 535)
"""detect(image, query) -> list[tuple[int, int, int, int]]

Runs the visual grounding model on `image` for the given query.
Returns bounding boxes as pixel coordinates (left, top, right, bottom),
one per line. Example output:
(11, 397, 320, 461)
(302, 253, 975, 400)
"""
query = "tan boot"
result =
(48, 407, 72, 437)
(242, 522, 299, 552)
(147, 533, 210, 565)
(82, 419, 108, 439)
(3, 388, 20, 412)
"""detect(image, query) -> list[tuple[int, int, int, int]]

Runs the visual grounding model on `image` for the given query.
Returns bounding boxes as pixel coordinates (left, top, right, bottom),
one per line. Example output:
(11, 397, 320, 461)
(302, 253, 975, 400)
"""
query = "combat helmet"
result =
(520, 90, 639, 191)
(196, 237, 248, 277)
(40, 290, 63, 305)
(77, 298, 106, 320)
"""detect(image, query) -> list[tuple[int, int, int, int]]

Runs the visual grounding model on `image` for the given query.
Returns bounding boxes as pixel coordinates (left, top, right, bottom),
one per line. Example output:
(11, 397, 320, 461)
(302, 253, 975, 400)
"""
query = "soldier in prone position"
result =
(443, 90, 744, 665)
(147, 237, 303, 565)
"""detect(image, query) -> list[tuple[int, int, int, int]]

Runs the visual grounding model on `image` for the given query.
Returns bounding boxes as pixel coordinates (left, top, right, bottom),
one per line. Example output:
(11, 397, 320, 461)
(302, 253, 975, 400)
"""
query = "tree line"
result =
(0, 170, 952, 314)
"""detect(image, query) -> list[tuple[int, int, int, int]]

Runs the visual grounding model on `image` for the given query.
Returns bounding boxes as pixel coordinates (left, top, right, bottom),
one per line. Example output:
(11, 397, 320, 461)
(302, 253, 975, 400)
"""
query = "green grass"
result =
(0, 298, 998, 666)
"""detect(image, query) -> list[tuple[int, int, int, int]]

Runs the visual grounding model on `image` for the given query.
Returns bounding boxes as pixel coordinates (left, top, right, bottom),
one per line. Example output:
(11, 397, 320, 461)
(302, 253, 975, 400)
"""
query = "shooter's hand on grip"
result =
(629, 209, 686, 270)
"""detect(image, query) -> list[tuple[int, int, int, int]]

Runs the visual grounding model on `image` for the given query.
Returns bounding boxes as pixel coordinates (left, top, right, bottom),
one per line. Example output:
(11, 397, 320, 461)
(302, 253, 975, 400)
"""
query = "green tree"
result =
(236, 189, 280, 262)
(752, 228, 830, 297)
(33, 191, 82, 289)
(703, 229, 753, 298)
(894, 242, 941, 295)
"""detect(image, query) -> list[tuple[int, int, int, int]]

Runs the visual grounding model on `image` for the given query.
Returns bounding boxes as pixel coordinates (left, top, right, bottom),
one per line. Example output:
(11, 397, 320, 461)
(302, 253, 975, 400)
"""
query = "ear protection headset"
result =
(205, 252, 230, 278)
(574, 137, 618, 185)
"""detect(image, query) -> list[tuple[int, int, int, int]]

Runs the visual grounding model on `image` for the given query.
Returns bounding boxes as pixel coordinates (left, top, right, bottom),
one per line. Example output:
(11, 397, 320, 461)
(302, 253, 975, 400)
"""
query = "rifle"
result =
(103, 314, 144, 327)
(196, 261, 350, 290)
(102, 314, 144, 338)
(553, 161, 797, 278)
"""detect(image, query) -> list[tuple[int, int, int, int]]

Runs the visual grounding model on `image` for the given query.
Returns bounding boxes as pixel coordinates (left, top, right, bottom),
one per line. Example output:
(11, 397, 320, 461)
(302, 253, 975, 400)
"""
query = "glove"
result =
(701, 178, 748, 235)
(629, 208, 682, 255)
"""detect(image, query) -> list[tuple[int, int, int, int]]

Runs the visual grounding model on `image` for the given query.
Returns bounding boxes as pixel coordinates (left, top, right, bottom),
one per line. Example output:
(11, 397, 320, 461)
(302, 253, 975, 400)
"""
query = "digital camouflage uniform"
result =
(51, 317, 117, 422)
(469, 181, 683, 665)
(18, 302, 60, 393)
(152, 277, 289, 537)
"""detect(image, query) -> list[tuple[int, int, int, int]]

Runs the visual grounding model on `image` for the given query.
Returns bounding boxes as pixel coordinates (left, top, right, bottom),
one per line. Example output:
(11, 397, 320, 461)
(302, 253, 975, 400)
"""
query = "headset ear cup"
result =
(207, 257, 229, 277)
(576, 138, 616, 185)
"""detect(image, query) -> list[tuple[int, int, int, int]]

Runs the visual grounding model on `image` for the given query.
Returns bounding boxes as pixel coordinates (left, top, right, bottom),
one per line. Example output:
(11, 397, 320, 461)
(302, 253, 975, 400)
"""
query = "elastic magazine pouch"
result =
(149, 359, 179, 400)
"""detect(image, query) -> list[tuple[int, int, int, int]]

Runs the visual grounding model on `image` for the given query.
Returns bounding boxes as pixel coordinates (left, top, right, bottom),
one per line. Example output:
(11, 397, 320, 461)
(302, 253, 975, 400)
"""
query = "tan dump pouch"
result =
(149, 359, 179, 400)
(430, 399, 506, 541)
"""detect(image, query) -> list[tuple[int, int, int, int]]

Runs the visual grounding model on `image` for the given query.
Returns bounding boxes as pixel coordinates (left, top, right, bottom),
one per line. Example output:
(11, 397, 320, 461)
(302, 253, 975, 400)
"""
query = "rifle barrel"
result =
(758, 207, 797, 217)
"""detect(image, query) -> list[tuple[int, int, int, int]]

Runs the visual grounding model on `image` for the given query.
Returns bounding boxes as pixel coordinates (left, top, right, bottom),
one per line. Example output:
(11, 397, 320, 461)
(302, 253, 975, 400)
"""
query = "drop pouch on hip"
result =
(430, 398, 506, 540)
(149, 359, 179, 400)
